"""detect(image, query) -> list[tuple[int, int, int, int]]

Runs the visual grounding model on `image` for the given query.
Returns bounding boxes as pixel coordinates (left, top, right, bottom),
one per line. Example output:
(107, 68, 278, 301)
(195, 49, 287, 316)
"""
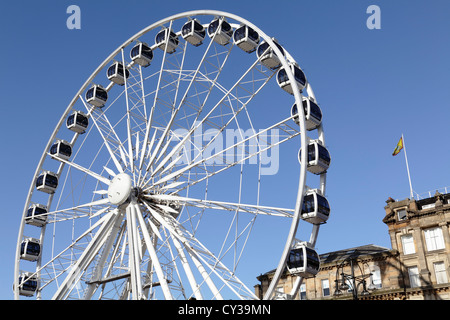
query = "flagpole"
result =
(402, 133, 414, 199)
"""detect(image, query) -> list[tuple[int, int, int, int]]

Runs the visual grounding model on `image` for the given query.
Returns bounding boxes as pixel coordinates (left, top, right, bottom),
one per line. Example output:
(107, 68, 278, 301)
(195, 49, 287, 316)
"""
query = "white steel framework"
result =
(14, 10, 329, 300)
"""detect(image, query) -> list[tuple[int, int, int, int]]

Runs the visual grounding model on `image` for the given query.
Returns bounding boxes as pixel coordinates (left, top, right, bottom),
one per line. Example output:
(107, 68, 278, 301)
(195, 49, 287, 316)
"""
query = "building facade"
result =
(255, 191, 450, 300)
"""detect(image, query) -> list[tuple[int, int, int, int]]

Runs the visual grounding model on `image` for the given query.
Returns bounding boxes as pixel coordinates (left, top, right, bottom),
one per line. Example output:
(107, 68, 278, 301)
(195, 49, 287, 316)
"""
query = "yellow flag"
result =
(392, 137, 403, 156)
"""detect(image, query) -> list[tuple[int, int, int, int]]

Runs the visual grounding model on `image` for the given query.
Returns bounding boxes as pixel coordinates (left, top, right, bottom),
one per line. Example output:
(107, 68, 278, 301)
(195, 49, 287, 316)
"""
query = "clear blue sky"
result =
(1, 0, 450, 299)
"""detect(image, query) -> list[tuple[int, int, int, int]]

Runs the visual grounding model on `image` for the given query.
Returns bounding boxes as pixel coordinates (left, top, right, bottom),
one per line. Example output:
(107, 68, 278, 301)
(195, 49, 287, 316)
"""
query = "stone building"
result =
(255, 191, 450, 300)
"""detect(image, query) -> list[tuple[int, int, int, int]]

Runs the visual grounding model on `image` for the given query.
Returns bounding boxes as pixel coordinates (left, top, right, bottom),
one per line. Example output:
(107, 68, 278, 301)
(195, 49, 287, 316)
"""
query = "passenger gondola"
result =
(207, 17, 233, 45)
(85, 84, 108, 107)
(20, 238, 41, 261)
(25, 204, 48, 227)
(301, 189, 330, 224)
(16, 273, 38, 297)
(107, 62, 130, 86)
(233, 24, 259, 53)
(256, 38, 285, 69)
(298, 141, 331, 175)
(291, 97, 322, 131)
(155, 28, 179, 53)
(182, 19, 206, 46)
(287, 243, 320, 278)
(36, 171, 58, 194)
(66, 110, 88, 133)
(50, 140, 72, 160)
(130, 42, 153, 67)
(277, 62, 307, 94)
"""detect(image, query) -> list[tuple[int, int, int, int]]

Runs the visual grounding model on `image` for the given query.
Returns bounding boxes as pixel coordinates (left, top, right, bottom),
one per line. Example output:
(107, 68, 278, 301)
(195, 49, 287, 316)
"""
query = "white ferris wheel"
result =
(14, 10, 331, 300)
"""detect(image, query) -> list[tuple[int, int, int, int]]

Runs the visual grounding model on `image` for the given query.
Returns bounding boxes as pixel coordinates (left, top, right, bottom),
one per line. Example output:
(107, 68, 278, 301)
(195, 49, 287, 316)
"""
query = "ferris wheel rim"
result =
(14, 10, 325, 300)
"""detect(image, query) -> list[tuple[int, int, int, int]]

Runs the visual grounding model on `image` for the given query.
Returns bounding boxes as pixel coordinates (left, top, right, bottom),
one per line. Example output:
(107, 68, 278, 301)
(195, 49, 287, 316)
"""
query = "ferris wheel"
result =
(14, 10, 331, 300)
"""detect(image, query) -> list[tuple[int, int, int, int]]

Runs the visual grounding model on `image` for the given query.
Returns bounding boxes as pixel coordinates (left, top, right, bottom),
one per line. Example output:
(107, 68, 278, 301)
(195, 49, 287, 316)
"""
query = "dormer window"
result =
(421, 203, 435, 210)
(397, 209, 407, 221)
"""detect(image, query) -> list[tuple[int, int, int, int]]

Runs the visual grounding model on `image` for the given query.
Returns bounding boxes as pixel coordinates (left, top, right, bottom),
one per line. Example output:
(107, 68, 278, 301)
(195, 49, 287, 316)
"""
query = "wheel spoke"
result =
(144, 193, 293, 218)
(140, 25, 234, 186)
(146, 48, 271, 185)
(146, 26, 232, 172)
(134, 203, 174, 299)
(143, 201, 223, 299)
(79, 95, 126, 173)
(51, 209, 121, 299)
(121, 49, 136, 177)
(169, 232, 204, 299)
(44, 198, 110, 224)
(148, 116, 298, 189)
(142, 200, 257, 299)
(125, 204, 143, 299)
(138, 20, 175, 177)
(49, 154, 111, 186)
(83, 206, 127, 299)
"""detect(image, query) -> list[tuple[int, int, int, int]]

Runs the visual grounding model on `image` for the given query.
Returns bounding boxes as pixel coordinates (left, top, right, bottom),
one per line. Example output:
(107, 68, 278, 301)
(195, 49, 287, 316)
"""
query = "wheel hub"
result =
(107, 173, 132, 205)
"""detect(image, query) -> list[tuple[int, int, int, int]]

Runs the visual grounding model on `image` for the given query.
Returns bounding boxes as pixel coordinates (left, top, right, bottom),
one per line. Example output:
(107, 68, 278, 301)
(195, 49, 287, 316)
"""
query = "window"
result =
(306, 247, 320, 271)
(318, 145, 331, 166)
(131, 45, 140, 58)
(434, 262, 448, 284)
(156, 30, 166, 43)
(370, 266, 382, 289)
(208, 19, 220, 34)
(317, 195, 331, 216)
(321, 279, 330, 297)
(408, 266, 421, 288)
(299, 283, 307, 300)
(306, 100, 322, 121)
(234, 26, 246, 40)
(288, 249, 304, 269)
(397, 209, 407, 221)
(96, 88, 107, 101)
(422, 203, 435, 210)
(401, 234, 415, 255)
(294, 66, 306, 86)
(424, 227, 445, 251)
(194, 21, 204, 32)
(50, 143, 59, 154)
(86, 88, 94, 99)
(307, 144, 316, 162)
(248, 27, 258, 41)
(302, 194, 315, 214)
(107, 65, 116, 77)
(36, 175, 44, 187)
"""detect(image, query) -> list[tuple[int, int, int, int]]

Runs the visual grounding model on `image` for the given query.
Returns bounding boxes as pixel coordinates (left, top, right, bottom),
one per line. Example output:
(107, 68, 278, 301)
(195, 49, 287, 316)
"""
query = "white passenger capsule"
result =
(182, 19, 206, 46)
(291, 97, 322, 131)
(207, 17, 233, 45)
(233, 24, 259, 53)
(85, 84, 108, 107)
(287, 243, 320, 278)
(36, 171, 58, 194)
(25, 203, 48, 227)
(155, 28, 179, 53)
(256, 38, 284, 69)
(130, 42, 153, 67)
(50, 140, 72, 160)
(277, 62, 307, 94)
(298, 140, 331, 175)
(16, 272, 38, 297)
(107, 61, 130, 86)
(66, 110, 88, 133)
(301, 189, 330, 224)
(20, 238, 41, 262)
